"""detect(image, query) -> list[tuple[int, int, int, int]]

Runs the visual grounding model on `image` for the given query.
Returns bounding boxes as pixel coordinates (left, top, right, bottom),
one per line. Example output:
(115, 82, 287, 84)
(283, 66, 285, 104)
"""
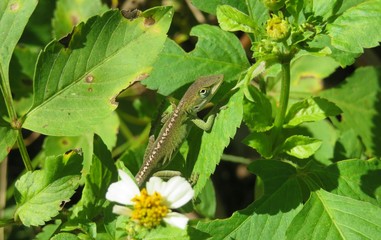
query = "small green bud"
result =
(262, 0, 285, 11)
(266, 14, 290, 41)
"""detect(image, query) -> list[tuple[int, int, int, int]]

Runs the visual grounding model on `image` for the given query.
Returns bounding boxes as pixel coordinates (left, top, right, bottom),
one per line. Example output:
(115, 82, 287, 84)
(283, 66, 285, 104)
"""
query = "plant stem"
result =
(272, 59, 291, 145)
(16, 130, 33, 171)
(221, 154, 252, 165)
(0, 158, 7, 238)
(1, 73, 32, 171)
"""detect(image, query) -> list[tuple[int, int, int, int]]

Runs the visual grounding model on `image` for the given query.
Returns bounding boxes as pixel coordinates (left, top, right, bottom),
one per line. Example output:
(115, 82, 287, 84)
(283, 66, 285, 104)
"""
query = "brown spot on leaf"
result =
(88, 87, 93, 92)
(85, 74, 94, 83)
(135, 73, 149, 81)
(10, 3, 19, 11)
(71, 14, 80, 26)
(144, 17, 155, 26)
(110, 96, 119, 107)
(62, 139, 69, 145)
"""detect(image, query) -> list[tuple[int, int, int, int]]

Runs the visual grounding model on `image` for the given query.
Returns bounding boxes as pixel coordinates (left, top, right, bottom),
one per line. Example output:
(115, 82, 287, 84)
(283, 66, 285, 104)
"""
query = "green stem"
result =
(1, 72, 32, 171)
(16, 130, 32, 171)
(221, 154, 252, 165)
(272, 59, 291, 145)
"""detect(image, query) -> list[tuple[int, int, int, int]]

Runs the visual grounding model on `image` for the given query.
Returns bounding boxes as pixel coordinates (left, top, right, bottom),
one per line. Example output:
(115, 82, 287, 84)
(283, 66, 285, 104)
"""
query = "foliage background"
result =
(1, 0, 381, 239)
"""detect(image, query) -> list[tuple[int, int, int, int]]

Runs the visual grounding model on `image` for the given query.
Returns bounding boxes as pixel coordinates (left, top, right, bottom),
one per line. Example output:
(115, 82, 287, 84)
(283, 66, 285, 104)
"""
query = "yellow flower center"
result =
(131, 188, 169, 229)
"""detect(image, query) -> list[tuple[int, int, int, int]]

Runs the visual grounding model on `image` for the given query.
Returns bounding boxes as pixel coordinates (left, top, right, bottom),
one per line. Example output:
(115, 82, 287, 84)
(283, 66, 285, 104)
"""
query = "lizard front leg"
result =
(191, 114, 216, 132)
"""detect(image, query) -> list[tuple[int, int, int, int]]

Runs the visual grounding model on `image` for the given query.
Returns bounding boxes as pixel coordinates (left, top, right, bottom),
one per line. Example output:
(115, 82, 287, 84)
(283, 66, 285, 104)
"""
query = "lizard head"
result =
(182, 74, 224, 114)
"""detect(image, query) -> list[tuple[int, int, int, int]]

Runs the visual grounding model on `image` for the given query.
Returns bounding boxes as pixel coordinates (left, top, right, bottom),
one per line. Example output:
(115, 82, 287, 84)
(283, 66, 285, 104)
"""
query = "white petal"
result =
(146, 176, 165, 195)
(105, 170, 140, 205)
(159, 176, 194, 209)
(163, 212, 189, 229)
(112, 205, 132, 216)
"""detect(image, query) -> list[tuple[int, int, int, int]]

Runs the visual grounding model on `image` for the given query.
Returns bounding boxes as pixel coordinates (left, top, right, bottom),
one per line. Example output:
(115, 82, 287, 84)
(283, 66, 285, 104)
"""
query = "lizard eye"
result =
(199, 88, 209, 98)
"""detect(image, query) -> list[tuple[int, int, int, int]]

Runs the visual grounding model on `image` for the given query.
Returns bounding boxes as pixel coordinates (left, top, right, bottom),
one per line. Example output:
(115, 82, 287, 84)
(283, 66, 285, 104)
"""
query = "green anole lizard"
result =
(135, 74, 224, 186)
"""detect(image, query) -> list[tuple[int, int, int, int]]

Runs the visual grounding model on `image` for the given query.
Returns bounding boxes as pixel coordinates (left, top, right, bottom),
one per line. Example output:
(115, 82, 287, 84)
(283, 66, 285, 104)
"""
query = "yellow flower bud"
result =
(266, 14, 290, 41)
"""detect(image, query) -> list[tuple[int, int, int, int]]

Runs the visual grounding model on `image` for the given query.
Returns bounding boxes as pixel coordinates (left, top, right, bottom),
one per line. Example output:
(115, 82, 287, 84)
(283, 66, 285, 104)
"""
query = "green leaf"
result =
(94, 112, 119, 150)
(144, 225, 188, 240)
(0, 125, 17, 163)
(35, 220, 62, 240)
(142, 24, 250, 95)
(191, 89, 244, 196)
(333, 129, 363, 160)
(286, 0, 304, 20)
(286, 189, 381, 239)
(42, 134, 94, 179)
(297, 121, 338, 165)
(194, 160, 303, 239)
(280, 135, 322, 159)
(242, 131, 273, 158)
(14, 153, 81, 226)
(23, 7, 173, 136)
(313, 159, 381, 206)
(310, 0, 343, 20)
(10, 45, 39, 115)
(246, 0, 269, 27)
(284, 97, 342, 127)
(0, 0, 37, 154)
(308, 34, 360, 67)
(20, 0, 55, 46)
(43, 136, 85, 156)
(243, 85, 273, 132)
(217, 5, 257, 33)
(194, 179, 217, 218)
(51, 233, 78, 240)
(191, 0, 248, 15)
(52, 0, 108, 39)
(0, 0, 38, 81)
(70, 136, 117, 220)
(290, 55, 339, 94)
(327, 0, 381, 53)
(320, 67, 381, 157)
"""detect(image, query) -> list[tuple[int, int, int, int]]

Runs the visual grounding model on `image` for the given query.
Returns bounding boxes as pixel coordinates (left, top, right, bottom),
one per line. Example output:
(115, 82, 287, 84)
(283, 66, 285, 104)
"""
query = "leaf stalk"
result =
(1, 70, 32, 171)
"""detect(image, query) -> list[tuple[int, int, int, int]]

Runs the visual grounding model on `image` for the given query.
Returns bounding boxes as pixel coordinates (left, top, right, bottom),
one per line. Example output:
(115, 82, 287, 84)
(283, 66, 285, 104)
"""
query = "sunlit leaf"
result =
(217, 5, 257, 33)
(194, 160, 303, 239)
(190, 89, 244, 196)
(287, 189, 381, 239)
(23, 7, 173, 136)
(280, 135, 322, 159)
(320, 67, 381, 157)
(14, 153, 81, 226)
(327, 0, 381, 53)
(142, 25, 250, 95)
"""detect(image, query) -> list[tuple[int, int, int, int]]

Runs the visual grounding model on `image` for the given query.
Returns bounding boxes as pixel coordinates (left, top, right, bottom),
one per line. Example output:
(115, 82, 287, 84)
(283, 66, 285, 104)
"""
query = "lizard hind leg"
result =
(153, 170, 182, 180)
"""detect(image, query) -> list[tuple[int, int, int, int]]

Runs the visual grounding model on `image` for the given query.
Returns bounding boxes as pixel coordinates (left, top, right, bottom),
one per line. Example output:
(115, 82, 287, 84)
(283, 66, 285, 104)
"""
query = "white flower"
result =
(106, 170, 194, 229)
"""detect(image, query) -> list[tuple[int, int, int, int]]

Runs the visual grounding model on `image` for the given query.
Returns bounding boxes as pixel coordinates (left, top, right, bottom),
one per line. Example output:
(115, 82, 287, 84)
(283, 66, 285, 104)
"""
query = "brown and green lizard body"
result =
(135, 74, 223, 186)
